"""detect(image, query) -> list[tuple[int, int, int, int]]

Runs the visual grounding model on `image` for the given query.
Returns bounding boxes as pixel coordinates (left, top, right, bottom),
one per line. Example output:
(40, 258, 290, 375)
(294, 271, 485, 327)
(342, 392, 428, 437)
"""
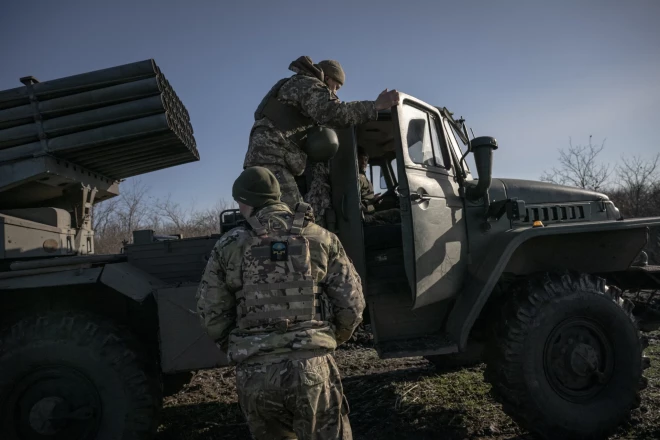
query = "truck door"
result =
(392, 94, 468, 309)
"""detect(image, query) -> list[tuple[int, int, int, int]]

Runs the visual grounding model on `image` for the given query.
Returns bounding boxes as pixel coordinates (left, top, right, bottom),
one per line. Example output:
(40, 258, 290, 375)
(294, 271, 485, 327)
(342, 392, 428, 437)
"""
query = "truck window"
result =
(443, 119, 470, 175)
(380, 159, 397, 189)
(402, 105, 447, 168)
(369, 164, 381, 187)
(429, 114, 451, 169)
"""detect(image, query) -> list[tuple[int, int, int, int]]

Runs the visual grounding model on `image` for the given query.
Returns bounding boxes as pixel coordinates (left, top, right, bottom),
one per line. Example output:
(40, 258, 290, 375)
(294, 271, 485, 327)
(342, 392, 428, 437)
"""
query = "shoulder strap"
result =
(290, 202, 310, 235)
(246, 216, 268, 236)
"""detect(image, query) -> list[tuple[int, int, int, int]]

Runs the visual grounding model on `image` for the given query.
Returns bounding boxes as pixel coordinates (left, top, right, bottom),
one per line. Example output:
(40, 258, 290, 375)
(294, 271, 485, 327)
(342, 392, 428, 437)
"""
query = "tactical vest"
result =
(237, 203, 322, 331)
(254, 77, 314, 145)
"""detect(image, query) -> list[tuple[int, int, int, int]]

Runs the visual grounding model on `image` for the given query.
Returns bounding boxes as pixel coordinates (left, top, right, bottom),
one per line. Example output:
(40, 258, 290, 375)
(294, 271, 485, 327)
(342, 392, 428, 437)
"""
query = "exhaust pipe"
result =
(465, 136, 498, 201)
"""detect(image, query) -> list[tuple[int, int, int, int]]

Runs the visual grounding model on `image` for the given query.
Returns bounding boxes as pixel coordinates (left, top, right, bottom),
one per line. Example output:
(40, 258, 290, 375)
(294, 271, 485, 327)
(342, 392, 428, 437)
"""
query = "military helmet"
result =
(303, 126, 339, 162)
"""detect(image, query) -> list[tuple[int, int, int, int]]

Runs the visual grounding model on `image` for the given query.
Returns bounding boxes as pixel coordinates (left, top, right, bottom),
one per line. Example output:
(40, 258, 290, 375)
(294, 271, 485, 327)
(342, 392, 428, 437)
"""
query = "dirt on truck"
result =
(1, 61, 660, 440)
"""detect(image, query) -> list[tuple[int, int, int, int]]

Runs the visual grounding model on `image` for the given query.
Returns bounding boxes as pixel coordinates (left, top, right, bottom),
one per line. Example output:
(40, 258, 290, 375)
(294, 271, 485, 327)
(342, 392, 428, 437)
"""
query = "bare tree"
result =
(541, 136, 611, 191)
(155, 195, 189, 231)
(92, 179, 235, 253)
(609, 154, 660, 218)
(92, 198, 118, 236)
(92, 179, 152, 253)
(116, 179, 152, 233)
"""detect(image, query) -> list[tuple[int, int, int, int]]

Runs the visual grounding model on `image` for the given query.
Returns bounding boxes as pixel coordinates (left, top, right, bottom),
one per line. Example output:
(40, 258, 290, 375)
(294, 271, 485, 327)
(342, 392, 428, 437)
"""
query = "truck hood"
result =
(491, 178, 609, 204)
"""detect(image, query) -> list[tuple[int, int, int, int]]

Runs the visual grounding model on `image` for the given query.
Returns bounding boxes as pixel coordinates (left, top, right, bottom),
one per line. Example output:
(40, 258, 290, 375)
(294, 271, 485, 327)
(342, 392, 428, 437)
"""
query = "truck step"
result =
(376, 334, 458, 359)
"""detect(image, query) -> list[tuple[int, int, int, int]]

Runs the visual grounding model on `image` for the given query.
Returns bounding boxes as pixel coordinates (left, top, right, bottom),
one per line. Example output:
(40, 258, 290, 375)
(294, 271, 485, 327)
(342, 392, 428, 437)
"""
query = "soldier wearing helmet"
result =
(196, 167, 365, 440)
(244, 56, 400, 221)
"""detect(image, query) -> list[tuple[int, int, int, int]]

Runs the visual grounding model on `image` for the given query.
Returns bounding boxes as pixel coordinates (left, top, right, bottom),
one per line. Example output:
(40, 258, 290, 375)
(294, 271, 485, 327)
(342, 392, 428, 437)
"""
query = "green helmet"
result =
(303, 126, 339, 162)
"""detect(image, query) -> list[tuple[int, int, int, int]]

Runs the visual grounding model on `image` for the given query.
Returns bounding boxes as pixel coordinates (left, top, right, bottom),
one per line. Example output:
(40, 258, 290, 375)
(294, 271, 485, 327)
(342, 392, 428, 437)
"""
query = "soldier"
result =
(244, 55, 400, 213)
(357, 147, 378, 214)
(357, 147, 401, 225)
(196, 167, 365, 440)
(304, 159, 333, 229)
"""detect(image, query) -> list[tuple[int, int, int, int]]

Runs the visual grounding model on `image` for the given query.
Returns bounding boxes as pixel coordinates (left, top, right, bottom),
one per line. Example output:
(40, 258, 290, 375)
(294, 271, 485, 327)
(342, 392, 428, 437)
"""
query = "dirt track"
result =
(157, 332, 660, 440)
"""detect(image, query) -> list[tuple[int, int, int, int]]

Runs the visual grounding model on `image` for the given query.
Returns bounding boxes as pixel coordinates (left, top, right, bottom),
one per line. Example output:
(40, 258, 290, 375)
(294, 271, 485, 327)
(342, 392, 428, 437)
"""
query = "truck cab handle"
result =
(410, 192, 431, 202)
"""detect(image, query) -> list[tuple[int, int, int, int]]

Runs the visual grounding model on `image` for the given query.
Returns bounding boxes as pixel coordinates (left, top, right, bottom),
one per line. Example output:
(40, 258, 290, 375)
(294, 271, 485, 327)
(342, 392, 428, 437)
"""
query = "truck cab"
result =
(275, 93, 649, 361)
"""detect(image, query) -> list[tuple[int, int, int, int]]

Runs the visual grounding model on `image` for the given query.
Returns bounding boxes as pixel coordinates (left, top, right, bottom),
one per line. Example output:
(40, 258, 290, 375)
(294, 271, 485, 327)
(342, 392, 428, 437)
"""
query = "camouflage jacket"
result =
(244, 58, 378, 176)
(196, 202, 365, 365)
(304, 162, 332, 221)
(359, 171, 375, 213)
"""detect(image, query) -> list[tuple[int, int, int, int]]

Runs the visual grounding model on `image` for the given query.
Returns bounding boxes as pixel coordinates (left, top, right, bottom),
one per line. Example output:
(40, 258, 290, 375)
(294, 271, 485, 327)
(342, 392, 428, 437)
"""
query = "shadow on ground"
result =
(157, 362, 532, 440)
(157, 401, 249, 440)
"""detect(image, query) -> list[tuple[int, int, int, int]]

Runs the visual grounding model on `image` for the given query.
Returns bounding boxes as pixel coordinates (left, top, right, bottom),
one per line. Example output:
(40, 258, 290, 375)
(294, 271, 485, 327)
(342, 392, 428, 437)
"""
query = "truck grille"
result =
(516, 203, 592, 225)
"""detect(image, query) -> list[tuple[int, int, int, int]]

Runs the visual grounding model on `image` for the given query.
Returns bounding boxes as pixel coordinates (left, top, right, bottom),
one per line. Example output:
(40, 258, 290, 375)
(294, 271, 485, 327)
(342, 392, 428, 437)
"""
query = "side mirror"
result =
(465, 136, 498, 201)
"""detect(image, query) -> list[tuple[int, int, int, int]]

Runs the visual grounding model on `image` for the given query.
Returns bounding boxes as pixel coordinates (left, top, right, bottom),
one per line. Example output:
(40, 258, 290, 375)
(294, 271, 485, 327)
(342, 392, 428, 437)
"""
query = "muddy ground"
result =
(157, 331, 660, 440)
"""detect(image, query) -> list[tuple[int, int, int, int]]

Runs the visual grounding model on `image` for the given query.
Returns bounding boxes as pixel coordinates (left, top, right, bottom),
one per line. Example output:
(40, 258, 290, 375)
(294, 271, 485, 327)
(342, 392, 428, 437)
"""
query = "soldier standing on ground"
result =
(244, 55, 400, 219)
(196, 167, 365, 440)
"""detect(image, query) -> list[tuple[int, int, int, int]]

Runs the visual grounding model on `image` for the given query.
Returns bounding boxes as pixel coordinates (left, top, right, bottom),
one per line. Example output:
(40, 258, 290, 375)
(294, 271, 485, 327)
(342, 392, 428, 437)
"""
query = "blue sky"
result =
(2, 0, 659, 208)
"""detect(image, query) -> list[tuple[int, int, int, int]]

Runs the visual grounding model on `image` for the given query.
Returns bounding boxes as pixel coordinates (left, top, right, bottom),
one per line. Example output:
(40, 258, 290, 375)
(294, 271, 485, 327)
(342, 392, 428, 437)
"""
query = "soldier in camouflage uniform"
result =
(196, 167, 365, 440)
(358, 147, 377, 214)
(357, 147, 401, 225)
(244, 55, 400, 214)
(304, 161, 333, 229)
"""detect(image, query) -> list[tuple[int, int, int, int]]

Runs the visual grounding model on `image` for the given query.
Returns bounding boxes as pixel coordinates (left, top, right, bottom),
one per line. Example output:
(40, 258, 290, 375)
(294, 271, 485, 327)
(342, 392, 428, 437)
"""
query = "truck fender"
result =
(155, 283, 228, 373)
(0, 266, 102, 290)
(99, 262, 166, 302)
(446, 218, 658, 350)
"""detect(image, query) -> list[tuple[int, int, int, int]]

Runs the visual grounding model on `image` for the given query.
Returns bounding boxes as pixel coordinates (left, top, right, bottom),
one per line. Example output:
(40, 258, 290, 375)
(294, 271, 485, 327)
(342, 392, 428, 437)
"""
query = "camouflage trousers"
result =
(236, 354, 352, 440)
(262, 164, 304, 211)
(364, 208, 401, 225)
(304, 162, 332, 229)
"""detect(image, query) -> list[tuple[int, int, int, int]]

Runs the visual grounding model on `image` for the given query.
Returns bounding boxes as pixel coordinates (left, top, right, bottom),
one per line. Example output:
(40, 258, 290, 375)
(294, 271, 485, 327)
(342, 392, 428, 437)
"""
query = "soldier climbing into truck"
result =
(243, 55, 400, 219)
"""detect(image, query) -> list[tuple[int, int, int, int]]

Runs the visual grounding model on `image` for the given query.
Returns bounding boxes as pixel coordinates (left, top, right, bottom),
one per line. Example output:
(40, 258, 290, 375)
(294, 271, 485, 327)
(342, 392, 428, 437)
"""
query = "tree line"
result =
(92, 179, 233, 254)
(540, 136, 660, 218)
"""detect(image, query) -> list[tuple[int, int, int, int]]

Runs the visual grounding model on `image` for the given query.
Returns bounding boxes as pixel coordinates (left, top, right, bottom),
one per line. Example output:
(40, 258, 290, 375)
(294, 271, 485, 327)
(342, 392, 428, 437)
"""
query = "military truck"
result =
(1, 62, 659, 440)
(0, 61, 222, 440)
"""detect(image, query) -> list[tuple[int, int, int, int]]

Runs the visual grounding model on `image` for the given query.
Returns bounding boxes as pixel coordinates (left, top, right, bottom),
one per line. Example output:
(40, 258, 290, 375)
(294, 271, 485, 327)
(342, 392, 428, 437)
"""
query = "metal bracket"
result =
(22, 77, 50, 155)
(485, 198, 526, 222)
(506, 198, 526, 221)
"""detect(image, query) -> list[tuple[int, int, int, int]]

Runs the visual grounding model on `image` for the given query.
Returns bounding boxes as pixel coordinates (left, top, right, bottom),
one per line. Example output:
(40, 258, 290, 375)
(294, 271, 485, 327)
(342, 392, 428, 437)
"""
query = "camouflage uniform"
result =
(358, 170, 401, 225)
(358, 171, 376, 214)
(244, 56, 378, 211)
(196, 202, 365, 440)
(304, 162, 332, 228)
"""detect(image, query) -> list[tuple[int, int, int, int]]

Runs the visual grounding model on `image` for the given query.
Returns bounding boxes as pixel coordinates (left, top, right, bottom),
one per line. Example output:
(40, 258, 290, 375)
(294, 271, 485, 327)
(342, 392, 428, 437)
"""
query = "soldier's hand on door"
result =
(375, 89, 401, 111)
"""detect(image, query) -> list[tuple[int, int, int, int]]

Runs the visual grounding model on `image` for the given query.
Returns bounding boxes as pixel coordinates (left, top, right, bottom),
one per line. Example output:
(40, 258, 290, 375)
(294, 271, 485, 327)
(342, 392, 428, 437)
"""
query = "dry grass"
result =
(157, 331, 660, 440)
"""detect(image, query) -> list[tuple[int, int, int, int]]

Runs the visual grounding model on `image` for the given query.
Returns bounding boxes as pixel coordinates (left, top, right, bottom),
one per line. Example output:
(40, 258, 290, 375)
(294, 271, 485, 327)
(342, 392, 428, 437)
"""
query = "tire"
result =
(0, 312, 162, 440)
(485, 272, 650, 440)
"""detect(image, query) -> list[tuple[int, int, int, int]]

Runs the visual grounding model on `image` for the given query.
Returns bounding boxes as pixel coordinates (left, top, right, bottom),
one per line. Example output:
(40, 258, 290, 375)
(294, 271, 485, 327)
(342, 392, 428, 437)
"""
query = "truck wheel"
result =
(0, 312, 162, 440)
(485, 272, 649, 440)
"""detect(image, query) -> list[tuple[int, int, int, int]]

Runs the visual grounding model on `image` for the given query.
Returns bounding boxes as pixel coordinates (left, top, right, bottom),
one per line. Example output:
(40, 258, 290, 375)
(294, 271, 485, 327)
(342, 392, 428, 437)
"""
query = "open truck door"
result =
(392, 94, 469, 309)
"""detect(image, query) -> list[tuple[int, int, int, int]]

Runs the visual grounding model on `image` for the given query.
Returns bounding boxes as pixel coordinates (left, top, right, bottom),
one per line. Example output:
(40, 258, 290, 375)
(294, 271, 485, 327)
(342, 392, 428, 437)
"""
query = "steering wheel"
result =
(374, 186, 400, 208)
